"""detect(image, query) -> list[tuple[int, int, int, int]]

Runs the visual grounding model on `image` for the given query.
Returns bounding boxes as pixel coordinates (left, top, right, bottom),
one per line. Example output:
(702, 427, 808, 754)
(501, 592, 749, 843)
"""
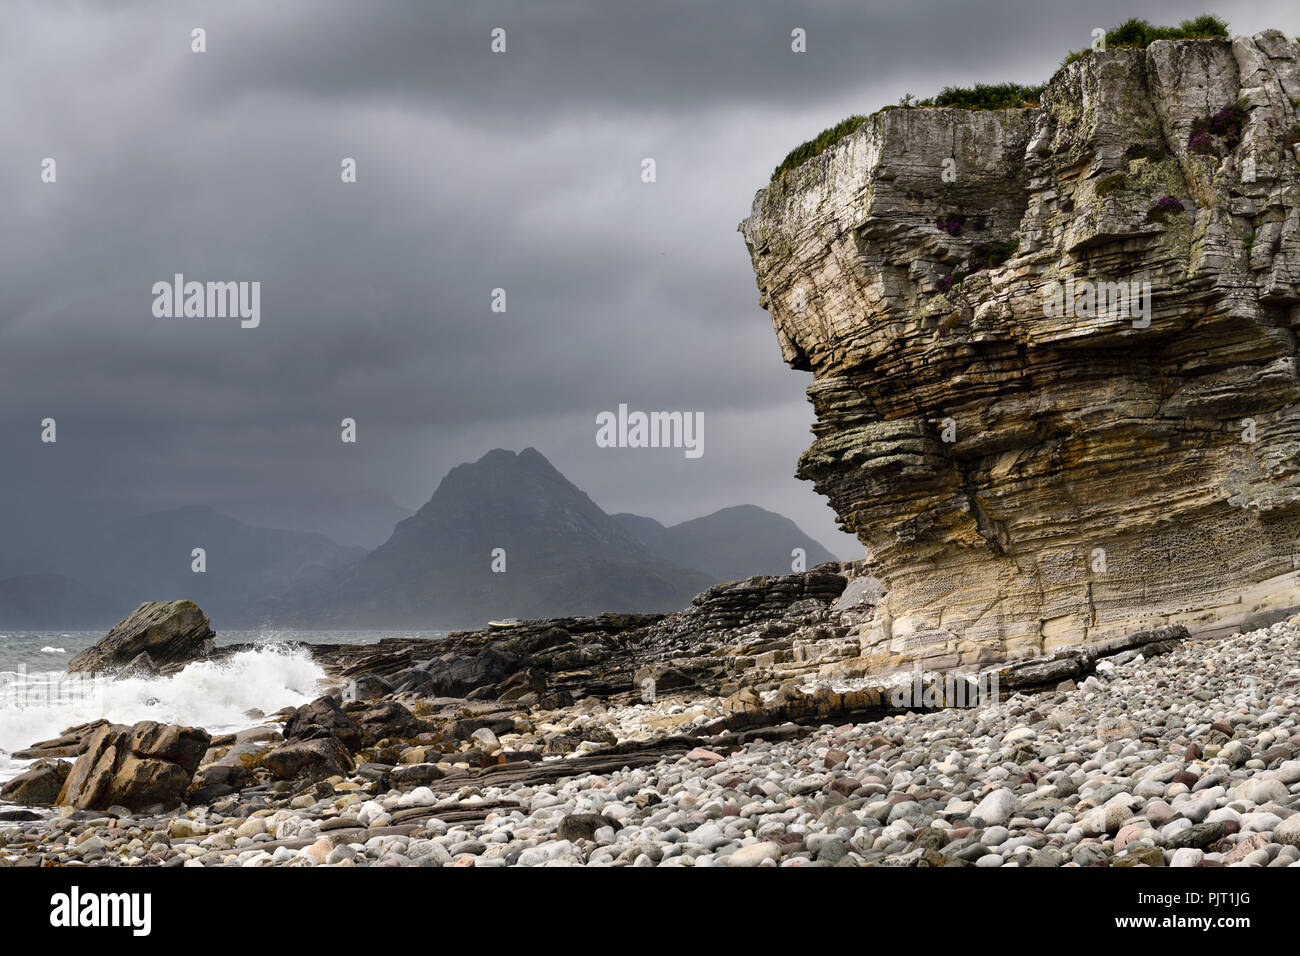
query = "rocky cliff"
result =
(741, 31, 1300, 673)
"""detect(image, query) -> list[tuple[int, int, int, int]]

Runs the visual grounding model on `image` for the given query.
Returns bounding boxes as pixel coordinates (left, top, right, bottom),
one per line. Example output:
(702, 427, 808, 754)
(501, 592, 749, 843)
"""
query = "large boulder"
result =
(282, 695, 362, 750)
(260, 737, 355, 781)
(67, 601, 215, 675)
(0, 758, 72, 806)
(355, 700, 427, 744)
(56, 720, 211, 811)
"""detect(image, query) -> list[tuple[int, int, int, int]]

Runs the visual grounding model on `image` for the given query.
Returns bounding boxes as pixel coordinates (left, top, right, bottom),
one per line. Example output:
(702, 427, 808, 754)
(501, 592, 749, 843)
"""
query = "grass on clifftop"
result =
(769, 86, 1043, 182)
(770, 115, 870, 183)
(1061, 15, 1229, 66)
(771, 13, 1229, 183)
(910, 82, 1046, 111)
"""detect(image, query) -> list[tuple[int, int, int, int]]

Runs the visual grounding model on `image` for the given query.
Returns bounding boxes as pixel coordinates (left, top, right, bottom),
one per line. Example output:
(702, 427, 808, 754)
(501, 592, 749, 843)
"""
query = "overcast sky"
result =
(2, 0, 1295, 557)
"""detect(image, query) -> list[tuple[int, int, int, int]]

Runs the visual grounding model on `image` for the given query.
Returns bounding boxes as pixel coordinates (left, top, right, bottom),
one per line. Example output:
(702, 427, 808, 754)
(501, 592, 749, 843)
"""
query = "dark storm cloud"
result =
(2, 0, 1295, 554)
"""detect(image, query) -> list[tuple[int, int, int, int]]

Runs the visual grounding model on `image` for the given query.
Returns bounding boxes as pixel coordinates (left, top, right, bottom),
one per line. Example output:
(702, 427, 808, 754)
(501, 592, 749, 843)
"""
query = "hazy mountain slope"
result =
(276, 448, 714, 629)
(55, 506, 364, 628)
(0, 573, 123, 629)
(613, 504, 837, 581)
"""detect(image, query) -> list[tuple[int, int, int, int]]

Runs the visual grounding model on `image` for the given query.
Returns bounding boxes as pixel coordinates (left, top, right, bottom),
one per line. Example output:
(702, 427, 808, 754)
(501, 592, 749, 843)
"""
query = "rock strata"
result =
(67, 600, 216, 675)
(741, 32, 1300, 670)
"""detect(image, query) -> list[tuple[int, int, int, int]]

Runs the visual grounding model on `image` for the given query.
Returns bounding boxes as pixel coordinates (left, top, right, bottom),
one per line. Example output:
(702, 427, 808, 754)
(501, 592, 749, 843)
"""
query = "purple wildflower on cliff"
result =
(934, 215, 963, 236)
(1147, 195, 1186, 223)
(1187, 130, 1213, 154)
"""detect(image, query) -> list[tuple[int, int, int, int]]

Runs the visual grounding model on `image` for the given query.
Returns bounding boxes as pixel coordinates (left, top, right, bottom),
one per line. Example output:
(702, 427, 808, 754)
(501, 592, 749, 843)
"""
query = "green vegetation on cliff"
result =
(771, 115, 869, 183)
(771, 14, 1230, 184)
(1062, 15, 1229, 66)
(913, 82, 1045, 111)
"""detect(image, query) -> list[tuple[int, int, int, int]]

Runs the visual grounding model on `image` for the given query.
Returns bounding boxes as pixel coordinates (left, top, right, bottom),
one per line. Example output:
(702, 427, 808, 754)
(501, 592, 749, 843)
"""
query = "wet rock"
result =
(260, 736, 356, 782)
(0, 758, 72, 806)
(282, 696, 362, 750)
(67, 601, 215, 676)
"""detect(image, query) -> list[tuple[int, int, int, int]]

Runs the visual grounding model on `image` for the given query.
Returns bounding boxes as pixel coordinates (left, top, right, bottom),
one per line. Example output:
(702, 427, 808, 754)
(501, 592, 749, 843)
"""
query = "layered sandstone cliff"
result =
(741, 31, 1300, 673)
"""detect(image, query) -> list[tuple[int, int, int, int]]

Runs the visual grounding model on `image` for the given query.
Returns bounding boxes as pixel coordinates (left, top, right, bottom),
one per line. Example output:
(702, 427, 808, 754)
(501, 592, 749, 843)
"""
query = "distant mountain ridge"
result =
(0, 507, 363, 628)
(268, 447, 716, 629)
(0, 448, 840, 629)
(612, 504, 837, 581)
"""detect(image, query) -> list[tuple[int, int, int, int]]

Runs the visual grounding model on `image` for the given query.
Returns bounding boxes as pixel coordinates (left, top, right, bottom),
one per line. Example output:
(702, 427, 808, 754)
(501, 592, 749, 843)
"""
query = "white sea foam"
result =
(0, 645, 325, 783)
(38, 646, 65, 655)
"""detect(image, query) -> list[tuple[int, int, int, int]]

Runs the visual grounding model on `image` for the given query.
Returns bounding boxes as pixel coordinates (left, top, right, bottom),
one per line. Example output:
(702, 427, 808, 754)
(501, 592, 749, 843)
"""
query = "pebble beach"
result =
(5, 612, 1299, 868)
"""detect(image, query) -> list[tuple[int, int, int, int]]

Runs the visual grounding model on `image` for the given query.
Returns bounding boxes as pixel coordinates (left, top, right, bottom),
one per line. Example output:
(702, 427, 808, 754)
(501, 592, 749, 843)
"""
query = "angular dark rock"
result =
(67, 601, 215, 676)
(355, 700, 426, 743)
(56, 721, 211, 811)
(282, 695, 362, 750)
(260, 736, 355, 781)
(0, 758, 72, 806)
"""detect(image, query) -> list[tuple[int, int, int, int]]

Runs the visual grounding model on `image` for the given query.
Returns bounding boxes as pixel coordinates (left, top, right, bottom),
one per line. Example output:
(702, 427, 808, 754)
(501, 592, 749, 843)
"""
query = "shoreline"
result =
(3, 571, 1299, 867)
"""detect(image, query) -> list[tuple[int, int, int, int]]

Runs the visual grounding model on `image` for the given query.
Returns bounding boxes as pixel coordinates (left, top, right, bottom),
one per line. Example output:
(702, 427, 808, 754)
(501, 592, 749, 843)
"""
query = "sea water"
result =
(0, 629, 441, 785)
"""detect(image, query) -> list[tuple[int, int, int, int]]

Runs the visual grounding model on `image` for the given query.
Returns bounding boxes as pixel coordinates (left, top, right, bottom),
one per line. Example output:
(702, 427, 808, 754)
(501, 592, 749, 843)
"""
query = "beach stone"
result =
(0, 759, 71, 806)
(1270, 760, 1300, 784)
(1114, 823, 1146, 852)
(1221, 741, 1250, 766)
(686, 748, 725, 765)
(1170, 823, 1227, 850)
(1229, 777, 1288, 805)
(1239, 811, 1283, 834)
(282, 696, 362, 750)
(1273, 814, 1300, 848)
(169, 819, 206, 839)
(692, 823, 728, 850)
(727, 841, 782, 866)
(1144, 800, 1176, 826)
(1224, 833, 1272, 863)
(260, 737, 355, 782)
(557, 813, 617, 842)
(1079, 801, 1135, 837)
(1114, 846, 1165, 867)
(971, 789, 1018, 826)
(1071, 844, 1111, 867)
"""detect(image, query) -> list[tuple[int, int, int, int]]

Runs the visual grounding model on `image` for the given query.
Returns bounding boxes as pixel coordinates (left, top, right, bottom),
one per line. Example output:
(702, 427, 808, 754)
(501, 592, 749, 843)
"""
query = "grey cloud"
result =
(2, 0, 1293, 558)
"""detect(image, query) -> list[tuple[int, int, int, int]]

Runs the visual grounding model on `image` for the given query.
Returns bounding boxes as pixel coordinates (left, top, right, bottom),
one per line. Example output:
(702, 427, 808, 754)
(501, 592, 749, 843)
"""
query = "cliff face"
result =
(741, 32, 1300, 673)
